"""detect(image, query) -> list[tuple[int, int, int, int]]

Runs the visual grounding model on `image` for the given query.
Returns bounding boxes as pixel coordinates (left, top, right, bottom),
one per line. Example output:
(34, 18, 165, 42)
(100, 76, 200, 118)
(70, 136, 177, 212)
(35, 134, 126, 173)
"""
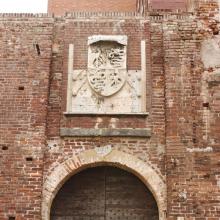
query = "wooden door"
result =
(51, 166, 159, 220)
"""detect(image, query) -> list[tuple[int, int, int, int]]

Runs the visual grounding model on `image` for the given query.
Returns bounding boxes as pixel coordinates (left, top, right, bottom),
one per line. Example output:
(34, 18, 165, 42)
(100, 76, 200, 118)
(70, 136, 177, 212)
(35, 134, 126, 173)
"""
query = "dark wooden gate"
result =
(51, 166, 159, 220)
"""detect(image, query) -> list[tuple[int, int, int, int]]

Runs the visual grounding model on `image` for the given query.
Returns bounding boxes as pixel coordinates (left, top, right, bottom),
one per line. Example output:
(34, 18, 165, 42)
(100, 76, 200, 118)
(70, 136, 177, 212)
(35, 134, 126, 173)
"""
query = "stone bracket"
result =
(60, 128, 152, 137)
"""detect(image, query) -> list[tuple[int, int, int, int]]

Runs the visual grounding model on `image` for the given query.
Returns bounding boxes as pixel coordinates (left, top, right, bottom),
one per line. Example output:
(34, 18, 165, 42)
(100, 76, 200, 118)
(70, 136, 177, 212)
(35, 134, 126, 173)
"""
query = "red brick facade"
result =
(150, 0, 187, 11)
(0, 0, 220, 220)
(48, 0, 137, 15)
(48, 0, 187, 15)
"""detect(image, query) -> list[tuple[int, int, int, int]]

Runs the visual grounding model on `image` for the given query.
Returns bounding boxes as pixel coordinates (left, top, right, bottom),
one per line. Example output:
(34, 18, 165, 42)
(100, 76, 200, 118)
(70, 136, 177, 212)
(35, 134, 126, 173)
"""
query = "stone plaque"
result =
(68, 35, 145, 114)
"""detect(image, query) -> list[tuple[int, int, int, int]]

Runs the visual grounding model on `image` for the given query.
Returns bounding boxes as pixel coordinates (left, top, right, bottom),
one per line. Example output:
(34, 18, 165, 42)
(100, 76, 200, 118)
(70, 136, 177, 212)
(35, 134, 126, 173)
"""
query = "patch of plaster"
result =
(47, 140, 62, 153)
(95, 117, 103, 129)
(109, 118, 118, 128)
(201, 36, 220, 69)
(216, 175, 220, 188)
(201, 71, 210, 141)
(213, 0, 220, 21)
(167, 99, 174, 108)
(186, 147, 213, 153)
(178, 190, 187, 200)
(95, 145, 112, 157)
(157, 144, 165, 156)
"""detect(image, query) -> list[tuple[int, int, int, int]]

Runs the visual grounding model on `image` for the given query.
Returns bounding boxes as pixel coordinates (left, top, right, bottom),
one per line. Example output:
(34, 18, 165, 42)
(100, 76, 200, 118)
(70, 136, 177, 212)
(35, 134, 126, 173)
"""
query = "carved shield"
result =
(88, 68, 126, 97)
(87, 40, 127, 97)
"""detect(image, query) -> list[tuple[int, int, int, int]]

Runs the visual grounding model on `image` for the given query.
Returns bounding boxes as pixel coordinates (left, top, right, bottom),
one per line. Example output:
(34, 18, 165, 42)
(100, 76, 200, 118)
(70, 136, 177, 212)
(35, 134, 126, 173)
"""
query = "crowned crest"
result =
(87, 35, 127, 97)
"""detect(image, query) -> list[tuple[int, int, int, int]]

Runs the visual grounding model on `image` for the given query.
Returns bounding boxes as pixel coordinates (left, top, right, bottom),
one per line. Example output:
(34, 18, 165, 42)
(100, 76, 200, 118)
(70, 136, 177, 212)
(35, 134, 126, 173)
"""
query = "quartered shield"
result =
(88, 68, 126, 97)
(87, 39, 127, 97)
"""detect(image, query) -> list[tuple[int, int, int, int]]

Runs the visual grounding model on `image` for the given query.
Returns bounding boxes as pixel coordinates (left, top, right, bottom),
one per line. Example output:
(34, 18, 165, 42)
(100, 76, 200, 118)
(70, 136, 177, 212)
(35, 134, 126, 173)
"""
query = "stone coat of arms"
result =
(88, 36, 127, 97)
(69, 35, 144, 114)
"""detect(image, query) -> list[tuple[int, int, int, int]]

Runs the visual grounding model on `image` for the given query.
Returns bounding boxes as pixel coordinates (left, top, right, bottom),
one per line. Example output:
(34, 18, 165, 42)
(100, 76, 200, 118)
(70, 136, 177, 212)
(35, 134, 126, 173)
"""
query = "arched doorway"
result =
(50, 166, 159, 220)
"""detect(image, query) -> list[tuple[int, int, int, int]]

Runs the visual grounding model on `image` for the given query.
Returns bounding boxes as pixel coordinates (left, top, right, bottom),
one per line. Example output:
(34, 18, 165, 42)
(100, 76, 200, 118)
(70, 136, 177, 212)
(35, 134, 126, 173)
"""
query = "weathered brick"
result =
(0, 1, 220, 220)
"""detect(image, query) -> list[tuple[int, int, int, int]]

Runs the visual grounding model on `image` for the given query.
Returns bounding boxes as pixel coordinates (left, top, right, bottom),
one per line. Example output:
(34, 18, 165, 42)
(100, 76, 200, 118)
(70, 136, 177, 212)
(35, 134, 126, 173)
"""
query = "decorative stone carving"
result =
(67, 35, 146, 114)
(88, 41, 126, 96)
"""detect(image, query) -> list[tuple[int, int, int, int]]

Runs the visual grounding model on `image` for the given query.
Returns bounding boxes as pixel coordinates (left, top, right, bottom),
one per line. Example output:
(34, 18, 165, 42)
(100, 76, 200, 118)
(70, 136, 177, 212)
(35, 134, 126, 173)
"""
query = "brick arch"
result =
(41, 149, 167, 220)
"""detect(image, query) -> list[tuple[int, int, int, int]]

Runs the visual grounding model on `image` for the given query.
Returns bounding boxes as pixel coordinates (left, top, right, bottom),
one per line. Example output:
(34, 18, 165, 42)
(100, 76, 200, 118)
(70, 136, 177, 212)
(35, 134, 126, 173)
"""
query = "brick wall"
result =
(0, 15, 53, 220)
(48, 0, 188, 15)
(164, 1, 220, 218)
(60, 19, 151, 128)
(150, 0, 187, 11)
(48, 0, 137, 15)
(45, 16, 165, 176)
(0, 1, 220, 219)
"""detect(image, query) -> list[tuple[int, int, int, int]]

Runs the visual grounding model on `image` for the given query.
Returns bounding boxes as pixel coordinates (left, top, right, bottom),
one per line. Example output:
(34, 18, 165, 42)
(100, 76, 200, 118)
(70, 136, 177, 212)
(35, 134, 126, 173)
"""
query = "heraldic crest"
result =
(88, 35, 127, 97)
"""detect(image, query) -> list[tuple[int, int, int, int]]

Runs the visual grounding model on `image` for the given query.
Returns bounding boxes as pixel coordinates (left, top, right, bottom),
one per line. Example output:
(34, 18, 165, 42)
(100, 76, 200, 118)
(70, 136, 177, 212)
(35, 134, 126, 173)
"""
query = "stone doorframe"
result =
(41, 148, 167, 220)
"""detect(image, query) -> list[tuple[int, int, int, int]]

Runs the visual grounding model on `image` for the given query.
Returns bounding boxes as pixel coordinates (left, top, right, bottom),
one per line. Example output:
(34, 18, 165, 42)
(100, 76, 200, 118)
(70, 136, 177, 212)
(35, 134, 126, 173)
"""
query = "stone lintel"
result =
(63, 112, 149, 117)
(60, 128, 151, 137)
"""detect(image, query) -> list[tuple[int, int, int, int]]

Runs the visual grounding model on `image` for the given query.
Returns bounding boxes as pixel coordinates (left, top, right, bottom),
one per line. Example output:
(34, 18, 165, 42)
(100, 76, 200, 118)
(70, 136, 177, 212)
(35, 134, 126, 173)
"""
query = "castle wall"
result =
(0, 15, 54, 219)
(0, 1, 220, 219)
(45, 14, 166, 194)
(164, 1, 220, 218)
